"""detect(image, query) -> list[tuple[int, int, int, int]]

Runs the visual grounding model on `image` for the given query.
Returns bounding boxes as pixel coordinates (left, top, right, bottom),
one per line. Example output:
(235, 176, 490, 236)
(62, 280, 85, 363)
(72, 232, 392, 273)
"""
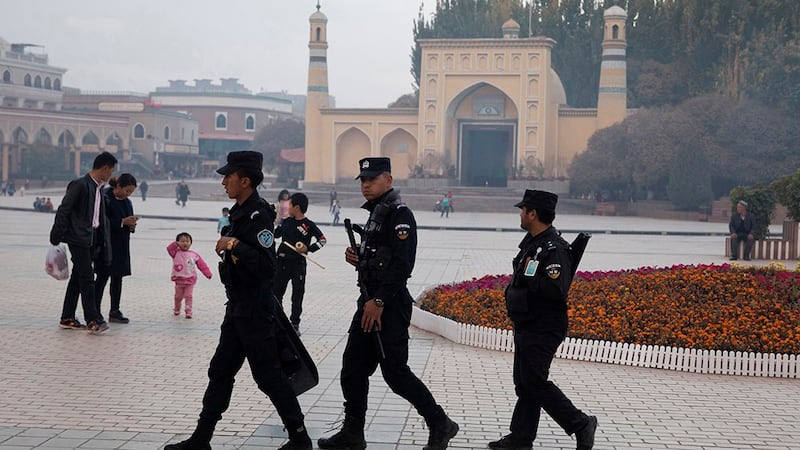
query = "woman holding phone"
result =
(95, 173, 138, 324)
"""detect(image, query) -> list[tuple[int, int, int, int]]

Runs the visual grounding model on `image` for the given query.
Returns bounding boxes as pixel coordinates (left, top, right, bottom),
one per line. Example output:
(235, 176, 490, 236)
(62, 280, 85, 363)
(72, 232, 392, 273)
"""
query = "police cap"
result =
(514, 189, 558, 214)
(217, 151, 263, 175)
(355, 157, 391, 179)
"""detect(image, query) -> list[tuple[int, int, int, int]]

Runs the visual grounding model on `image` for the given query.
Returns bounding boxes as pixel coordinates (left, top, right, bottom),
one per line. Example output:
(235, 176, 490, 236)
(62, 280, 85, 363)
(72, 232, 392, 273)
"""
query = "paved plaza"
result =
(0, 186, 798, 449)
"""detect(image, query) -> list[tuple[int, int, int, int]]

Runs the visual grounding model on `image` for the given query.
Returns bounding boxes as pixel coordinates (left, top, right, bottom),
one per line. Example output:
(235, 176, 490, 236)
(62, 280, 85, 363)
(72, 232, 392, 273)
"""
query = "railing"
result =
(411, 306, 799, 378)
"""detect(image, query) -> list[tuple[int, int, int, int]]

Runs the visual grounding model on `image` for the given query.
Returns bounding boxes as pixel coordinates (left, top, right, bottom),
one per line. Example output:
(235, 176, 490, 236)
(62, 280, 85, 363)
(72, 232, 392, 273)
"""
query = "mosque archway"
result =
(380, 128, 416, 180)
(335, 127, 371, 181)
(445, 82, 518, 187)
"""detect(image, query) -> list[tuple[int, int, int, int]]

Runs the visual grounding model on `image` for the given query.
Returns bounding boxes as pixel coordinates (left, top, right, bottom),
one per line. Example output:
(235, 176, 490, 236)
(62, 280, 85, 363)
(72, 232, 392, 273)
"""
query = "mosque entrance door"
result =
(459, 124, 514, 187)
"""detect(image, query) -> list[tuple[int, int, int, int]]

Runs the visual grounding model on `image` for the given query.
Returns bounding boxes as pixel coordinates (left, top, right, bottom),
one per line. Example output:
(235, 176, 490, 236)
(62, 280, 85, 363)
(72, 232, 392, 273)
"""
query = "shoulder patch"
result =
(546, 263, 561, 279)
(395, 223, 411, 240)
(545, 240, 557, 251)
(250, 211, 260, 220)
(257, 229, 274, 248)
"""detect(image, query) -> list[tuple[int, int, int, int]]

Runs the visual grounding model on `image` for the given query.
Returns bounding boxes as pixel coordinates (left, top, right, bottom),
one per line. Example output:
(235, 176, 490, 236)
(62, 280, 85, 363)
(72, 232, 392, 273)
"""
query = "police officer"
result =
(489, 190, 597, 450)
(166, 151, 311, 450)
(318, 157, 459, 450)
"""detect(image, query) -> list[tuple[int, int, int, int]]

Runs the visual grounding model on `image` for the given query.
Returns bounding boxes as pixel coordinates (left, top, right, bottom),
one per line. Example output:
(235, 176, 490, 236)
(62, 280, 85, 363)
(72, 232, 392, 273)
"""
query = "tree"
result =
(771, 170, 800, 222)
(666, 143, 713, 210)
(388, 91, 419, 108)
(250, 119, 305, 169)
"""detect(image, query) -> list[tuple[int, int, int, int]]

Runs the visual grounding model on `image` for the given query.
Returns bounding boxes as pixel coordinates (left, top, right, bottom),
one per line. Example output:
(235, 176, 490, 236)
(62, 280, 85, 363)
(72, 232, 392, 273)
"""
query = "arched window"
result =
(24, 74, 31, 86)
(53, 78, 61, 90)
(612, 24, 619, 39)
(316, 27, 321, 41)
(44, 77, 52, 89)
(163, 126, 170, 140)
(215, 113, 227, 130)
(245, 114, 255, 131)
(133, 123, 145, 139)
(34, 75, 42, 88)
(2, 70, 10, 83)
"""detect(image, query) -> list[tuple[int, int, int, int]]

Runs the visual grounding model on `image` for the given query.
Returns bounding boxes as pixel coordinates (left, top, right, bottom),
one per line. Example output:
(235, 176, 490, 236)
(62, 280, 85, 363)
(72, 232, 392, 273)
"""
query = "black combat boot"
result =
(575, 415, 598, 450)
(165, 419, 214, 450)
(488, 434, 533, 450)
(317, 415, 367, 450)
(423, 413, 459, 450)
(278, 424, 313, 450)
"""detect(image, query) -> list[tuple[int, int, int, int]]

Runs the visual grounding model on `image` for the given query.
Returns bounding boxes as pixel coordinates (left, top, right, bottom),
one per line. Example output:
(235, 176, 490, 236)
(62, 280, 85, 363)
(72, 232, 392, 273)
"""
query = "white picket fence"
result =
(410, 306, 799, 378)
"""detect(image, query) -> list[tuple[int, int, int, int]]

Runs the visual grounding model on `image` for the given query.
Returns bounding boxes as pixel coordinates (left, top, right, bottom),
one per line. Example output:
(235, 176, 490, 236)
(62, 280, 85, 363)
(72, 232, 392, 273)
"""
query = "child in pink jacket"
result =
(167, 232, 212, 318)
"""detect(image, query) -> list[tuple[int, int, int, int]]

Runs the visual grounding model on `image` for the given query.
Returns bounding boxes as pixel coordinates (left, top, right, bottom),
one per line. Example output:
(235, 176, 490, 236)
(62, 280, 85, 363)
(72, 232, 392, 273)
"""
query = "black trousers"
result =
(199, 308, 305, 432)
(94, 268, 123, 314)
(273, 258, 306, 326)
(731, 234, 754, 259)
(340, 305, 443, 423)
(61, 243, 102, 323)
(510, 319, 588, 442)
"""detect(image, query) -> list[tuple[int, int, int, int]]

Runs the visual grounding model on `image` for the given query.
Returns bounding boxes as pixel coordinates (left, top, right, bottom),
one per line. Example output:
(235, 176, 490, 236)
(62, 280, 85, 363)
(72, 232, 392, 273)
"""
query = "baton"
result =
(286, 242, 326, 270)
(344, 218, 385, 360)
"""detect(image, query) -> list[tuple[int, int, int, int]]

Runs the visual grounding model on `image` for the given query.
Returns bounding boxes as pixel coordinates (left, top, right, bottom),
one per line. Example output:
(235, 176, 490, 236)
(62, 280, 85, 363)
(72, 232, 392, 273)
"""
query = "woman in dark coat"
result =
(94, 173, 139, 323)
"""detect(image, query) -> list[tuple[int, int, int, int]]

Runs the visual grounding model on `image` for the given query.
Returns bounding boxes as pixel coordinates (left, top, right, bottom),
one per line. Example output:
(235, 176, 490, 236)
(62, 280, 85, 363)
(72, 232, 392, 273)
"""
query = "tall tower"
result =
(304, 2, 330, 183)
(596, 5, 628, 129)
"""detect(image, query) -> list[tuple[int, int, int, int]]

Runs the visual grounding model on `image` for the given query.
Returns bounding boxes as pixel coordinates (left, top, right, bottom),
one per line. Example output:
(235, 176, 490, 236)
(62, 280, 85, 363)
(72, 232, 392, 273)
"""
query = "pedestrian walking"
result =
(166, 232, 212, 318)
(94, 173, 138, 324)
(49, 151, 117, 334)
(165, 151, 312, 450)
(489, 189, 597, 450)
(139, 180, 149, 201)
(318, 157, 459, 450)
(274, 192, 327, 335)
(331, 199, 341, 226)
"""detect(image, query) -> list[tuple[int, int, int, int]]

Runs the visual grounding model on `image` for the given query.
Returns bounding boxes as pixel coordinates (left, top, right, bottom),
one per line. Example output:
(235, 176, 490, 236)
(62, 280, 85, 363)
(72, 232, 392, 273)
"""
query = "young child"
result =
(217, 207, 230, 234)
(167, 232, 213, 318)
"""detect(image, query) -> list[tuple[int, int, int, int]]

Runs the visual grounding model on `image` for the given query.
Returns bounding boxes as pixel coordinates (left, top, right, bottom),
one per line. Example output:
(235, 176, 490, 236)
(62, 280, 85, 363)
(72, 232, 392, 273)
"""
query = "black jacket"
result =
(505, 226, 573, 324)
(102, 187, 135, 276)
(729, 212, 755, 236)
(275, 217, 327, 261)
(50, 174, 111, 262)
(219, 191, 277, 312)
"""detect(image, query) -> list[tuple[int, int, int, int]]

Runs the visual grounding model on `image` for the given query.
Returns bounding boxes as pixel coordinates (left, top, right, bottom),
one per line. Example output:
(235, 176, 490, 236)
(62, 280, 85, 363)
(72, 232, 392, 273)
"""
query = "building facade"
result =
(303, 6, 630, 188)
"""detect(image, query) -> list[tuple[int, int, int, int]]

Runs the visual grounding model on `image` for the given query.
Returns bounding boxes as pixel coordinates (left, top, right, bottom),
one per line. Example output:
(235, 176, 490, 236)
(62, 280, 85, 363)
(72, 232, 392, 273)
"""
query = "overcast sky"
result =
(2, 0, 435, 108)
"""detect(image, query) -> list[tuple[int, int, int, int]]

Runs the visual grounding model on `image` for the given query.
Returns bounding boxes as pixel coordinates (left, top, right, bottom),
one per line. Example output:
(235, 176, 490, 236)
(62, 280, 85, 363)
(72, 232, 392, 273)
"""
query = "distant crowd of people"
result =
(33, 197, 54, 212)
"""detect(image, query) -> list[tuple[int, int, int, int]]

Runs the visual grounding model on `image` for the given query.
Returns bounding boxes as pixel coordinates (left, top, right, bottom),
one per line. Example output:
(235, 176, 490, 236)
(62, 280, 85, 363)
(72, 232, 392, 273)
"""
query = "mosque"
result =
(302, 5, 629, 190)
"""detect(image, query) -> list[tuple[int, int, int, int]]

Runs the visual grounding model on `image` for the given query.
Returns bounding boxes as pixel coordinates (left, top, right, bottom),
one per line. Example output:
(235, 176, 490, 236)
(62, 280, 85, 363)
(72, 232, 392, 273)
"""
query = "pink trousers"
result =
(174, 284, 195, 316)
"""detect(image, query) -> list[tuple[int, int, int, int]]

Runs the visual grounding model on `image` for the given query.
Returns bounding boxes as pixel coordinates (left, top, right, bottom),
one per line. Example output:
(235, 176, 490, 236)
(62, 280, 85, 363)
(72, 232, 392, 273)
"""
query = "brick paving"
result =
(0, 187, 798, 449)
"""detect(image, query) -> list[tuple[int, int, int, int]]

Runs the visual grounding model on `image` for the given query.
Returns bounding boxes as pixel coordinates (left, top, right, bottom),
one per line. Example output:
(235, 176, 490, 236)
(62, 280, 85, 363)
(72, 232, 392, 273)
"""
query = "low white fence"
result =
(411, 306, 799, 378)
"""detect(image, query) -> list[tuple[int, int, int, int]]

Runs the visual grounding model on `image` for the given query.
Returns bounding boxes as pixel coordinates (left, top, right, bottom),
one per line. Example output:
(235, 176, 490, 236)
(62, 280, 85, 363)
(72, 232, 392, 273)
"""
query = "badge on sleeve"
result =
(546, 263, 562, 279)
(395, 223, 411, 240)
(257, 229, 274, 248)
(524, 258, 539, 276)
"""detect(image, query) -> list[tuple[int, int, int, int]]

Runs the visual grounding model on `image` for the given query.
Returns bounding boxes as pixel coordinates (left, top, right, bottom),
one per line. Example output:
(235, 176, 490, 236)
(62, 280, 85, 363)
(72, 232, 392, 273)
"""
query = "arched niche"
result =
(335, 127, 371, 180)
(380, 128, 417, 180)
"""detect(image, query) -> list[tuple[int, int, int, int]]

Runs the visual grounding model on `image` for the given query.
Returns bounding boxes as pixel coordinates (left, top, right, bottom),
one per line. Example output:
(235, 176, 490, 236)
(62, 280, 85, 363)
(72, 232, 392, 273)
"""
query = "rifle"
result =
(344, 218, 385, 360)
(569, 232, 591, 277)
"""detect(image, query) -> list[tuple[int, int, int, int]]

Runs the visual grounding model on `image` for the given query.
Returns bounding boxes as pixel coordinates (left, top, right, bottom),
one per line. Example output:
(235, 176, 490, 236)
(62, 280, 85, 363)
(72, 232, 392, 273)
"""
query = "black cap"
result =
(514, 189, 558, 214)
(355, 157, 391, 179)
(216, 151, 263, 175)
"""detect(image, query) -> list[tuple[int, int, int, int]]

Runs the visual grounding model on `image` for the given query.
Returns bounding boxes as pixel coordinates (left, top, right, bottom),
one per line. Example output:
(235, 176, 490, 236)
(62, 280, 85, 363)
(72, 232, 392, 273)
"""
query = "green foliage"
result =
(21, 144, 66, 177)
(411, 0, 800, 113)
(568, 95, 800, 205)
(388, 91, 419, 108)
(729, 185, 776, 239)
(250, 119, 305, 168)
(667, 144, 713, 210)
(771, 170, 800, 221)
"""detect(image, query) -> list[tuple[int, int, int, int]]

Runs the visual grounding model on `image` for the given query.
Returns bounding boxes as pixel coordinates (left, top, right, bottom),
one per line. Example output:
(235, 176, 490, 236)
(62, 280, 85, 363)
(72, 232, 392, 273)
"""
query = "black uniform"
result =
(504, 226, 590, 442)
(341, 188, 447, 423)
(196, 191, 306, 439)
(274, 217, 327, 326)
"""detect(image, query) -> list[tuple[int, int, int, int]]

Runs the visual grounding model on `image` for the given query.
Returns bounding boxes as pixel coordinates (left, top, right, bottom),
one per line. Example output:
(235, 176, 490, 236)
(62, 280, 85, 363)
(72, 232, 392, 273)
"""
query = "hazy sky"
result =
(2, 1, 435, 107)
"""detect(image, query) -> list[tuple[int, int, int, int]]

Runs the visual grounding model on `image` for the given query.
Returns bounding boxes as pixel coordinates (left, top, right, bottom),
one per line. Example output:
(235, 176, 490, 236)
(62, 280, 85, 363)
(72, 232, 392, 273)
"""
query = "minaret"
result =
(304, 1, 330, 184)
(596, 5, 627, 129)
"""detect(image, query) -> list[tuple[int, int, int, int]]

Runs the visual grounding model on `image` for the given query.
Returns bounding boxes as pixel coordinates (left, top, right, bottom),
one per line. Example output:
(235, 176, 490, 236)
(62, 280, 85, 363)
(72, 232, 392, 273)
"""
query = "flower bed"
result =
(418, 263, 800, 355)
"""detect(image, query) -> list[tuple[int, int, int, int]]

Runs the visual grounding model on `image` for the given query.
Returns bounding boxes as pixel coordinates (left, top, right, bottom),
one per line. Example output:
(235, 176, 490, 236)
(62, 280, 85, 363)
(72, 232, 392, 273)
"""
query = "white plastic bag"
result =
(45, 244, 70, 280)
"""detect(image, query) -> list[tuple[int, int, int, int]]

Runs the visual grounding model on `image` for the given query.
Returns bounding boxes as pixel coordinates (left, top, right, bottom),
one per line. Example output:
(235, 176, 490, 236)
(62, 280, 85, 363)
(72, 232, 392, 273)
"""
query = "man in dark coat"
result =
(489, 189, 597, 450)
(50, 151, 117, 334)
(729, 200, 756, 260)
(165, 151, 311, 450)
(318, 157, 459, 450)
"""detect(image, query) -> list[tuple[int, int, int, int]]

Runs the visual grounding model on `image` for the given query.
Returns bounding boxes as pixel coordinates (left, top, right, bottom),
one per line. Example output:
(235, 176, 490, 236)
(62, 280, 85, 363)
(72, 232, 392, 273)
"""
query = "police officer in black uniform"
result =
(489, 190, 597, 450)
(318, 157, 459, 450)
(166, 151, 311, 450)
